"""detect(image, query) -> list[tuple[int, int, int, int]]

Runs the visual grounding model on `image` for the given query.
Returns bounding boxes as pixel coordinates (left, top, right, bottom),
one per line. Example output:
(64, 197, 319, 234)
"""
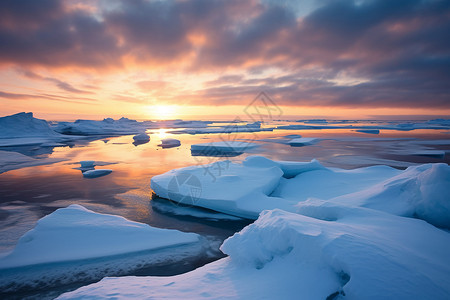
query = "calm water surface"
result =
(0, 125, 449, 299)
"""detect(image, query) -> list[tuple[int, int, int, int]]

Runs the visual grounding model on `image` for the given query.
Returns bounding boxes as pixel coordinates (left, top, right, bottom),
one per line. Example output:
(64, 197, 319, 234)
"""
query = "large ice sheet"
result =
(58, 209, 450, 299)
(0, 204, 200, 269)
(152, 156, 450, 228)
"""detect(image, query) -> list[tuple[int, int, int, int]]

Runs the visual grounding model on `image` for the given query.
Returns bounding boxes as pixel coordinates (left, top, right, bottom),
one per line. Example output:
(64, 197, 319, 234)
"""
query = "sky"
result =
(0, 0, 449, 121)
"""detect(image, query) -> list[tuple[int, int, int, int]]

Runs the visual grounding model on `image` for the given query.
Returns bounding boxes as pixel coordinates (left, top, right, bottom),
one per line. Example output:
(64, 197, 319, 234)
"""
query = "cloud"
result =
(20, 69, 94, 94)
(0, 90, 96, 104)
(0, 0, 449, 109)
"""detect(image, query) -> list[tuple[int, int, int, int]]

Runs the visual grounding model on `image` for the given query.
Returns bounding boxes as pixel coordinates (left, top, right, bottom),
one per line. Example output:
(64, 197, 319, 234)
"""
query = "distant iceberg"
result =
(0, 112, 75, 147)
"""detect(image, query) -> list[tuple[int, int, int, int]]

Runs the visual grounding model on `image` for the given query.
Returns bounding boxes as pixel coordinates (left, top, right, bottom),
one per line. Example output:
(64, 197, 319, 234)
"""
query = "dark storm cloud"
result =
(0, 0, 449, 108)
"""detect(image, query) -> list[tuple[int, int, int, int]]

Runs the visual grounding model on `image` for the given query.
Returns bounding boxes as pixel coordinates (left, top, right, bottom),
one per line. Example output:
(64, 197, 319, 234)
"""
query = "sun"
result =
(149, 105, 178, 120)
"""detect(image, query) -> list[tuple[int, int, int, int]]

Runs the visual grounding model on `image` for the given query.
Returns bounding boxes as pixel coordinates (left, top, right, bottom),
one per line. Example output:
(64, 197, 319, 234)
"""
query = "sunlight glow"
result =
(149, 105, 178, 120)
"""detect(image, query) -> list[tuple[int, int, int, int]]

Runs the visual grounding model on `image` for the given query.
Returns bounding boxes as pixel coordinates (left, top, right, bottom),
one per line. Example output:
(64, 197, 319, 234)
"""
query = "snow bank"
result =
(0, 204, 200, 269)
(158, 138, 181, 148)
(58, 209, 450, 299)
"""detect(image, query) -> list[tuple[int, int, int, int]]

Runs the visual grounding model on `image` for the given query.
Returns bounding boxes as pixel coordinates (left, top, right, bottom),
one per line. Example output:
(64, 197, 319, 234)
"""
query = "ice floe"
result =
(0, 204, 201, 269)
(158, 138, 181, 148)
(152, 156, 450, 227)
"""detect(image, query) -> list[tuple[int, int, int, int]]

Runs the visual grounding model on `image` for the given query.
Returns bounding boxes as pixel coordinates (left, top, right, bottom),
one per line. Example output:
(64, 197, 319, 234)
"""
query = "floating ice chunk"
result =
(0, 204, 200, 269)
(80, 160, 95, 168)
(288, 137, 320, 147)
(191, 141, 258, 157)
(151, 157, 285, 219)
(82, 169, 112, 178)
(158, 138, 181, 148)
(58, 208, 450, 300)
(133, 133, 150, 141)
(356, 129, 380, 134)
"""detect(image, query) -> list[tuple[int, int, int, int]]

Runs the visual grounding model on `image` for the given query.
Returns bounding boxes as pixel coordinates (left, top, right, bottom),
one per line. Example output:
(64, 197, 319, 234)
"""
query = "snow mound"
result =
(334, 163, 450, 228)
(0, 204, 200, 269)
(220, 209, 450, 299)
(158, 138, 181, 148)
(191, 141, 258, 156)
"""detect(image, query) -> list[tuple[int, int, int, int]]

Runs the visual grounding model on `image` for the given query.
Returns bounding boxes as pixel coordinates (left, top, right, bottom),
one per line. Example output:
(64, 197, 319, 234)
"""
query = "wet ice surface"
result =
(0, 120, 449, 299)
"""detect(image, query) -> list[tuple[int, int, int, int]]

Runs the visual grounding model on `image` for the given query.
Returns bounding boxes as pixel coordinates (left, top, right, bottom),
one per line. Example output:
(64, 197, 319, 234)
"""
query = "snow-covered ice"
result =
(58, 208, 450, 299)
(53, 117, 151, 136)
(0, 205, 207, 294)
(132, 133, 150, 142)
(0, 204, 201, 269)
(132, 133, 150, 145)
(158, 138, 181, 148)
(152, 156, 450, 227)
(0, 112, 76, 147)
